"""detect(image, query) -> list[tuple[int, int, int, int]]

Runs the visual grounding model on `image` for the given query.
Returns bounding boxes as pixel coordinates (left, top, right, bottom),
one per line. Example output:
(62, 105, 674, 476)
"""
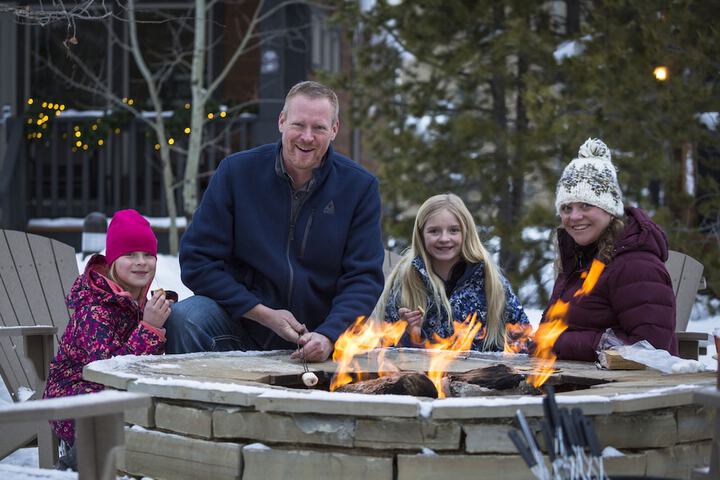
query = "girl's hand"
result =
(143, 290, 171, 328)
(398, 307, 424, 343)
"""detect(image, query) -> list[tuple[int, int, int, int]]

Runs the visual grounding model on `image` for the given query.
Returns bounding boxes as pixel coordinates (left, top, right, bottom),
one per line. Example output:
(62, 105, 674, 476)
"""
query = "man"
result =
(165, 81, 384, 361)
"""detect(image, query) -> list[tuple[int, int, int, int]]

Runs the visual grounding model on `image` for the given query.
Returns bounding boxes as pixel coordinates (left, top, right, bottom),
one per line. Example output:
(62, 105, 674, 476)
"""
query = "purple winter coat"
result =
(543, 207, 677, 362)
(42, 254, 165, 444)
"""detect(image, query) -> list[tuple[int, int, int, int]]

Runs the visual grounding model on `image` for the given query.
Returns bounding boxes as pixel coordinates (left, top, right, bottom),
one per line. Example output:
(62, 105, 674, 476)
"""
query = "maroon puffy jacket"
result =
(544, 207, 677, 362)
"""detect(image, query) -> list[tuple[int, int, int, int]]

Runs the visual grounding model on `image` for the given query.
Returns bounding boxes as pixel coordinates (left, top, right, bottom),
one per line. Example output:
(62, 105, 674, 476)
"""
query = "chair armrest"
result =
(677, 331, 711, 346)
(0, 325, 57, 337)
(694, 388, 720, 408)
(0, 390, 151, 424)
(0, 325, 57, 383)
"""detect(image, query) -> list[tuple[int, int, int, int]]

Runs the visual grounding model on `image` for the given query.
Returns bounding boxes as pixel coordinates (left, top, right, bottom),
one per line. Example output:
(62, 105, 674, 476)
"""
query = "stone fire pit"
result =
(84, 349, 716, 480)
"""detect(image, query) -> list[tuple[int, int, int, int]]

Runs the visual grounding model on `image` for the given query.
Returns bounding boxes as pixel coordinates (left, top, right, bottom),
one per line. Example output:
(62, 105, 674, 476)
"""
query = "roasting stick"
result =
(509, 429, 548, 480)
(515, 409, 550, 480)
(543, 387, 573, 479)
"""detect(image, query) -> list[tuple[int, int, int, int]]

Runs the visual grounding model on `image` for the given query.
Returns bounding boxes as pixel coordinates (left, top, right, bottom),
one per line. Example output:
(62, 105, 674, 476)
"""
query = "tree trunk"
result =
(183, 0, 207, 218)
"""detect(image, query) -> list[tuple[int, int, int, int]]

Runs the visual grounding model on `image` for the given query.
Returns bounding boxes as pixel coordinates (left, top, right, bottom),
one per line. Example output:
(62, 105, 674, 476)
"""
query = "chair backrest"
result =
(665, 250, 705, 332)
(383, 249, 402, 279)
(0, 229, 77, 401)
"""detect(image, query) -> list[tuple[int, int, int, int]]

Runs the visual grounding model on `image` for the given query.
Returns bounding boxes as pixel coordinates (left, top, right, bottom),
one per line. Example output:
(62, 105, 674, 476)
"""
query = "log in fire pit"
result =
(85, 348, 715, 480)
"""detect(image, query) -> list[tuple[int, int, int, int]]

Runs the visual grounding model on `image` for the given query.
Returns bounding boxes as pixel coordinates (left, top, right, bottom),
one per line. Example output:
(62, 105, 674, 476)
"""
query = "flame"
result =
(424, 312, 483, 399)
(529, 259, 606, 387)
(330, 313, 485, 399)
(329, 316, 407, 391)
(503, 322, 534, 354)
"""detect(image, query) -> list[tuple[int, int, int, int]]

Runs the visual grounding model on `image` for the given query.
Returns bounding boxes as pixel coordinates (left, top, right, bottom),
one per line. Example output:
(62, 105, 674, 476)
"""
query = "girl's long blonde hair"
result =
(374, 194, 508, 350)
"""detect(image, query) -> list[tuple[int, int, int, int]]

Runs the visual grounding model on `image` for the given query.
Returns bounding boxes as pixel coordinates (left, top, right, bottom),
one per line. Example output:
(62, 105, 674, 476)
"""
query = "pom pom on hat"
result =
(105, 209, 157, 265)
(555, 138, 624, 217)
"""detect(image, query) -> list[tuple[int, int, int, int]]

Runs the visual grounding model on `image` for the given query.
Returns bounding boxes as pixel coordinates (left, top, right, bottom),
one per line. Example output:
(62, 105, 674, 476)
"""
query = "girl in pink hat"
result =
(43, 209, 171, 469)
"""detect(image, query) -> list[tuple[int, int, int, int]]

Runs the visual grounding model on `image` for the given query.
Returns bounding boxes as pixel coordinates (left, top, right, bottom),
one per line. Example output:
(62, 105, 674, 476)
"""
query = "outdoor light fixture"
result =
(654, 65, 668, 81)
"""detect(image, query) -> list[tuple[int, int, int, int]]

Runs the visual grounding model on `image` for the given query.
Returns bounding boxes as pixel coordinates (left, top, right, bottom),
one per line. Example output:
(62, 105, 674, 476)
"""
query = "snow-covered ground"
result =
(1, 253, 717, 470)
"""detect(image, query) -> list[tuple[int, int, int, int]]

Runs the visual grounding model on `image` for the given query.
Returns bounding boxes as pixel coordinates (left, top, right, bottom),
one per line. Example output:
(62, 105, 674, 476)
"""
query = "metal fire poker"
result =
(509, 385, 608, 480)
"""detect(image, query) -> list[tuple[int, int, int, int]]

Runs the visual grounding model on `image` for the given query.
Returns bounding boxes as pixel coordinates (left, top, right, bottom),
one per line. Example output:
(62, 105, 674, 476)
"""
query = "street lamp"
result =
(654, 65, 668, 81)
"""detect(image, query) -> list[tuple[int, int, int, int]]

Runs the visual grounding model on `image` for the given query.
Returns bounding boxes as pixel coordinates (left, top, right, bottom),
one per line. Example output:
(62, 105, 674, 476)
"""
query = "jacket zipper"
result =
(286, 192, 310, 308)
(300, 209, 315, 258)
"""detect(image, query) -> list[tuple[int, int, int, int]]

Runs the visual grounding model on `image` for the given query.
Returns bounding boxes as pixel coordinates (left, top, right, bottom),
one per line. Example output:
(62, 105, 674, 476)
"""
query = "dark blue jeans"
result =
(164, 295, 260, 353)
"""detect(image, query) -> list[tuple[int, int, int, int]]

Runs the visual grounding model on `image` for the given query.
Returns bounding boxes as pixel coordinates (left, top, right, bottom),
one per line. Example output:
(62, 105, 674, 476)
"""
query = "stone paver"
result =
(213, 410, 355, 447)
(242, 445, 393, 480)
(645, 441, 711, 479)
(155, 402, 213, 438)
(593, 410, 677, 449)
(128, 378, 265, 406)
(124, 399, 156, 428)
(122, 427, 242, 480)
(464, 422, 517, 453)
(397, 453, 533, 480)
(254, 390, 420, 417)
(677, 404, 714, 442)
(430, 397, 545, 420)
(355, 417, 461, 450)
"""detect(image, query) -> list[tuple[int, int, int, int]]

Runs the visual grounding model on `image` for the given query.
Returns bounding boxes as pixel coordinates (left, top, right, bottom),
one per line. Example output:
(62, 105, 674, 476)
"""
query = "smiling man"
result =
(166, 81, 384, 361)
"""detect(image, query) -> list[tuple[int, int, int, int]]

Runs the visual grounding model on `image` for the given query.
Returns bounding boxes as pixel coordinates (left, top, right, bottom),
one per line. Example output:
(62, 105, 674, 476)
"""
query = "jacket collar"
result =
(274, 141, 334, 191)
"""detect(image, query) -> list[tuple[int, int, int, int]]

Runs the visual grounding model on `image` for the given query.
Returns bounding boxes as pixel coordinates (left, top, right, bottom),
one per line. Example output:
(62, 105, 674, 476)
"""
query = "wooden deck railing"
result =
(2, 112, 257, 226)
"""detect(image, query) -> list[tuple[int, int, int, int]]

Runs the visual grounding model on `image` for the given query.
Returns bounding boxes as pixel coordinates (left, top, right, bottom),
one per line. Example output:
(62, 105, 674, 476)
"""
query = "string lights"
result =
(23, 97, 237, 153)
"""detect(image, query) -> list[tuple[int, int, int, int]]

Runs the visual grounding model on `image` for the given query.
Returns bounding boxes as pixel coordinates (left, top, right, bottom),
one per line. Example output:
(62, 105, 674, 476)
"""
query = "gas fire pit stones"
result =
(84, 349, 716, 480)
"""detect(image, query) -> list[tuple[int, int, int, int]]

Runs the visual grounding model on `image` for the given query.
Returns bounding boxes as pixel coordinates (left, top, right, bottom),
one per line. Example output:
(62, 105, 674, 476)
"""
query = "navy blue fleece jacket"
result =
(179, 142, 384, 350)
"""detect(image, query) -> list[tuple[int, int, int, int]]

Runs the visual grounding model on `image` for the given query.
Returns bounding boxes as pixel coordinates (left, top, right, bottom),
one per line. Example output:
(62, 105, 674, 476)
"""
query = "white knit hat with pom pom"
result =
(555, 138, 624, 217)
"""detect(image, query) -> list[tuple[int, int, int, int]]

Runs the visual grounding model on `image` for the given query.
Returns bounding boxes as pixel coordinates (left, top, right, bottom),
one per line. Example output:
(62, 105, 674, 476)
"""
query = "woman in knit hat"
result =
(541, 138, 677, 362)
(43, 209, 170, 469)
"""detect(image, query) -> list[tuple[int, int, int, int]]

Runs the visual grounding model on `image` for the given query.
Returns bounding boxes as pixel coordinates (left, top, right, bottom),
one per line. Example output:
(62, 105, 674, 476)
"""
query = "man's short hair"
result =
(282, 81, 339, 123)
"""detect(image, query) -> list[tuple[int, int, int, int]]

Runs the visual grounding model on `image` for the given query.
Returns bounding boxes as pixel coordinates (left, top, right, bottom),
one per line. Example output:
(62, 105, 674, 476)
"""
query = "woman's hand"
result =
(143, 290, 172, 328)
(398, 307, 424, 343)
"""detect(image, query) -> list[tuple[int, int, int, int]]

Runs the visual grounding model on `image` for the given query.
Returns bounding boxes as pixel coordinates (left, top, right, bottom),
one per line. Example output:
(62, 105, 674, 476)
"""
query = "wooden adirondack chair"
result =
(0, 229, 78, 467)
(382, 249, 402, 278)
(0, 390, 152, 480)
(666, 250, 709, 360)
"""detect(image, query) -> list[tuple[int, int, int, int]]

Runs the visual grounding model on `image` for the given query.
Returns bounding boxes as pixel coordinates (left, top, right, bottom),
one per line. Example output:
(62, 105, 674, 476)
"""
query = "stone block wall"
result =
(119, 398, 714, 480)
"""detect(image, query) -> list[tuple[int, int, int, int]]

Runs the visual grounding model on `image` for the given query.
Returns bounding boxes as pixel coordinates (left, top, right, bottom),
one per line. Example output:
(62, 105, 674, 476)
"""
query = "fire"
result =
(329, 313, 484, 399)
(329, 316, 407, 391)
(424, 312, 483, 399)
(529, 259, 606, 387)
(330, 258, 607, 396)
(503, 322, 534, 354)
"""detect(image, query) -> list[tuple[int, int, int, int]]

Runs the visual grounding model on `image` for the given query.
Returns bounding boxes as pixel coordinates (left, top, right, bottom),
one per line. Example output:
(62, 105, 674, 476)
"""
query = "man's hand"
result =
(291, 332, 333, 362)
(246, 304, 306, 343)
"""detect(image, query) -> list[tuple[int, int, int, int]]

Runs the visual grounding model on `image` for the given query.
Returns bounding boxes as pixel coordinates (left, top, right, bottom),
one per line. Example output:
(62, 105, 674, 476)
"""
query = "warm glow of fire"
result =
(529, 259, 606, 387)
(331, 260, 607, 396)
(424, 313, 483, 399)
(503, 323, 534, 354)
(528, 312, 568, 387)
(329, 313, 485, 398)
(329, 316, 407, 391)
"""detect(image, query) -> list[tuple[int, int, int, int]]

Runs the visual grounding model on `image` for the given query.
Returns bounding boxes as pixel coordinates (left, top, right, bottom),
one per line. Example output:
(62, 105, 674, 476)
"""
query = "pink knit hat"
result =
(105, 209, 157, 265)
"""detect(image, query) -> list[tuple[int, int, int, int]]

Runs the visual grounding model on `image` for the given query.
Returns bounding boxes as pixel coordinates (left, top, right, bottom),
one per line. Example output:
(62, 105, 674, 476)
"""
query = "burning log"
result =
(442, 364, 537, 397)
(446, 364, 525, 390)
(335, 372, 438, 398)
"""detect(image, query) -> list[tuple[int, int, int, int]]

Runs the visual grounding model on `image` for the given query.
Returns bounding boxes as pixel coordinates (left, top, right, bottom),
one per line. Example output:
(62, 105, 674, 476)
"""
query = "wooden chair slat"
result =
(4, 231, 53, 327)
(664, 250, 685, 297)
(382, 249, 401, 279)
(0, 236, 34, 397)
(0, 231, 34, 328)
(28, 234, 73, 346)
